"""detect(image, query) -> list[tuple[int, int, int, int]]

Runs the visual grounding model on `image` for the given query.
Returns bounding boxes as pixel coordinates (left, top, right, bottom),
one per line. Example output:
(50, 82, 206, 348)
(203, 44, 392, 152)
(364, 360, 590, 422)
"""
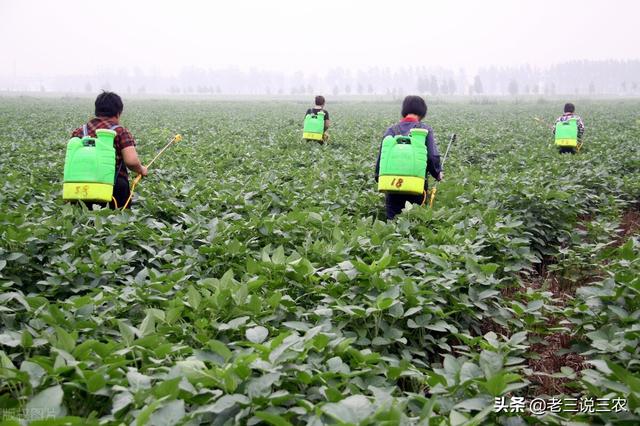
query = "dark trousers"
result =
(110, 176, 131, 209)
(559, 147, 576, 154)
(385, 192, 426, 220)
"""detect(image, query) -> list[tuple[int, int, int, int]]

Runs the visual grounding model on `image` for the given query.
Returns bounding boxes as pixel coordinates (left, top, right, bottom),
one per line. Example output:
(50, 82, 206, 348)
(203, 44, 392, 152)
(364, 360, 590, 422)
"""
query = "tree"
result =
(440, 80, 449, 95)
(417, 77, 429, 93)
(333, 85, 339, 96)
(473, 75, 483, 94)
(429, 76, 439, 95)
(84, 82, 92, 93)
(345, 85, 351, 94)
(448, 78, 457, 95)
(508, 79, 519, 96)
(589, 81, 596, 95)
(357, 83, 364, 95)
(367, 84, 374, 94)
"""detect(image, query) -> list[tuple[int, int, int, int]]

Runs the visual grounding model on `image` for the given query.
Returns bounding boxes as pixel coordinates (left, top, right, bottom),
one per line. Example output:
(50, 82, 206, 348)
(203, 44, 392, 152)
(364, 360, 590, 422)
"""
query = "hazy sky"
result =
(1, 0, 638, 77)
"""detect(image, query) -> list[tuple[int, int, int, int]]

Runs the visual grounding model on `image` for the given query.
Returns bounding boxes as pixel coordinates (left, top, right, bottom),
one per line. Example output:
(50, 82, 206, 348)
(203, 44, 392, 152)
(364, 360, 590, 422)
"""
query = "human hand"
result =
(139, 166, 148, 177)
(437, 172, 444, 181)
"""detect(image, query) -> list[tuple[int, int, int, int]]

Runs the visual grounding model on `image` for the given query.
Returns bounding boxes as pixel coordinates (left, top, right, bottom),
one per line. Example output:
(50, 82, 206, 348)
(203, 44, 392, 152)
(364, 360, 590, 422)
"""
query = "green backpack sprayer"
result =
(377, 128, 429, 195)
(377, 128, 457, 207)
(535, 116, 584, 152)
(303, 111, 325, 141)
(63, 126, 182, 209)
(63, 125, 119, 203)
(554, 118, 579, 148)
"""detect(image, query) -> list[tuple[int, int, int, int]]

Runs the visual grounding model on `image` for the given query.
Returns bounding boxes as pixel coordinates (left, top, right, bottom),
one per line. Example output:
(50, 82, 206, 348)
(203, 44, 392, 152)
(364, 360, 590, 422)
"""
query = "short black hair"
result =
(95, 91, 123, 117)
(401, 95, 427, 119)
(564, 102, 575, 113)
(315, 95, 325, 106)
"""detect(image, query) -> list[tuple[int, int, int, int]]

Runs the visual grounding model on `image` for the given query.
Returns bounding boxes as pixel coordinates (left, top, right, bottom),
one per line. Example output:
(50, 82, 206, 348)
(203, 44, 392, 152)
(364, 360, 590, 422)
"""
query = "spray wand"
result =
(428, 133, 456, 208)
(122, 134, 182, 209)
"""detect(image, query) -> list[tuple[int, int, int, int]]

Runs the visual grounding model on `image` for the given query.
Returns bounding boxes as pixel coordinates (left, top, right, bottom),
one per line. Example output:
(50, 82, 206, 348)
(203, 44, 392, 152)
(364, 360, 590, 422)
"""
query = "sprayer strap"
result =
(108, 124, 123, 184)
(82, 124, 88, 137)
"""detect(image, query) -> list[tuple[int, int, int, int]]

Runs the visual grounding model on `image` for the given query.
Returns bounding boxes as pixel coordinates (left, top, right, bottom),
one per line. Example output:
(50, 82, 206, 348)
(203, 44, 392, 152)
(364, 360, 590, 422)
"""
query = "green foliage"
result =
(0, 98, 639, 424)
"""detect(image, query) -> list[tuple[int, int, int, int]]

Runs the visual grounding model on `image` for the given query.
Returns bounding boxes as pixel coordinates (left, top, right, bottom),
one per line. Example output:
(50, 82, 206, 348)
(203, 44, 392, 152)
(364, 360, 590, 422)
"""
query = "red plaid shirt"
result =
(71, 117, 136, 179)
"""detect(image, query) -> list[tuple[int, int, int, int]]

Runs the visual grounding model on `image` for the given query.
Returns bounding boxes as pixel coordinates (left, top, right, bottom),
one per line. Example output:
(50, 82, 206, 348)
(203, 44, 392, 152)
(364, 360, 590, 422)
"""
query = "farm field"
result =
(0, 97, 639, 425)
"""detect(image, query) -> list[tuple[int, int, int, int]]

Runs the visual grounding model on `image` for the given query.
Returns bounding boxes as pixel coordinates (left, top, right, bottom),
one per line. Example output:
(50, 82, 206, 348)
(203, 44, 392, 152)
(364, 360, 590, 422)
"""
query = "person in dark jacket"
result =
(375, 96, 442, 220)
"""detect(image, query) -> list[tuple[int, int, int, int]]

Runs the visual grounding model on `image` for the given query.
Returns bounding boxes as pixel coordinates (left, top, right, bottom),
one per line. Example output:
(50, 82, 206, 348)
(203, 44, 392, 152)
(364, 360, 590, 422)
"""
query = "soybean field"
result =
(1, 98, 639, 425)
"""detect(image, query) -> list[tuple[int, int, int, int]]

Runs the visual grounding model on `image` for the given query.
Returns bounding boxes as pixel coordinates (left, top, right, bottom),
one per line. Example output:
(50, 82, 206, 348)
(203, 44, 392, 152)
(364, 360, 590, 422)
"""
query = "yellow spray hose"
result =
(122, 134, 182, 209)
(534, 116, 553, 130)
(428, 133, 456, 208)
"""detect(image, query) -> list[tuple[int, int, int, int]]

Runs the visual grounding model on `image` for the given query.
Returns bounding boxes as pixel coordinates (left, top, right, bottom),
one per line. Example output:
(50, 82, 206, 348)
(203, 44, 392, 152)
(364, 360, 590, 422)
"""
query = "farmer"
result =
(553, 102, 585, 154)
(375, 96, 443, 220)
(303, 95, 331, 144)
(70, 91, 147, 208)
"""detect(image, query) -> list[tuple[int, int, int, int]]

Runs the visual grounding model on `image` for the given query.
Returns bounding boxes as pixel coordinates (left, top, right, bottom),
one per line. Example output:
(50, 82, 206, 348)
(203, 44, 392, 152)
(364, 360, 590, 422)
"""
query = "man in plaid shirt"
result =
(71, 92, 147, 208)
(553, 102, 585, 154)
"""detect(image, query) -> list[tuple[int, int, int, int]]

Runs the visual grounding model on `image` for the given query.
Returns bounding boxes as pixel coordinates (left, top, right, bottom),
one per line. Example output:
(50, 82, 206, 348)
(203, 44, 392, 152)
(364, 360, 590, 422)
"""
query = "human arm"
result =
(117, 128, 147, 176)
(122, 147, 148, 176)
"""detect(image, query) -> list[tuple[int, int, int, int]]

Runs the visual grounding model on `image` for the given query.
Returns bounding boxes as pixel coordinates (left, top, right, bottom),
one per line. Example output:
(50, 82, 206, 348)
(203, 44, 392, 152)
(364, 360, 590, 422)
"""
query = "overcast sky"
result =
(1, 0, 638, 77)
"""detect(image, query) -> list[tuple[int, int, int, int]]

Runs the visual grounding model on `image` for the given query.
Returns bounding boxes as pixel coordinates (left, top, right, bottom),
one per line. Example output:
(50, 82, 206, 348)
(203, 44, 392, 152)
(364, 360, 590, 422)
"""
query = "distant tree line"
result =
(2, 60, 639, 96)
(473, 60, 640, 96)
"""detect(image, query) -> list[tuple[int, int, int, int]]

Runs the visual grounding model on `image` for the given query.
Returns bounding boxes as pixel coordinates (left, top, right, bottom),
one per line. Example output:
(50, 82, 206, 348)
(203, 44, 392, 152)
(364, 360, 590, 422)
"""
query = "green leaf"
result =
(139, 312, 156, 337)
(54, 327, 76, 353)
(194, 394, 250, 414)
(208, 340, 232, 362)
(453, 397, 489, 412)
(187, 286, 202, 311)
(479, 350, 503, 379)
(20, 360, 46, 389)
(86, 371, 106, 393)
(26, 385, 66, 419)
(112, 392, 134, 415)
(247, 373, 280, 399)
(321, 395, 374, 424)
(246, 326, 268, 344)
(219, 316, 249, 331)
(148, 399, 185, 426)
(255, 411, 293, 426)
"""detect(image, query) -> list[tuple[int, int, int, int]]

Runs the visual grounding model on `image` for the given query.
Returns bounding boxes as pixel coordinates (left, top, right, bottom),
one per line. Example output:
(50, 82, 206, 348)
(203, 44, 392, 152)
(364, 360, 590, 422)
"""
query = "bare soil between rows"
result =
(507, 204, 639, 396)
